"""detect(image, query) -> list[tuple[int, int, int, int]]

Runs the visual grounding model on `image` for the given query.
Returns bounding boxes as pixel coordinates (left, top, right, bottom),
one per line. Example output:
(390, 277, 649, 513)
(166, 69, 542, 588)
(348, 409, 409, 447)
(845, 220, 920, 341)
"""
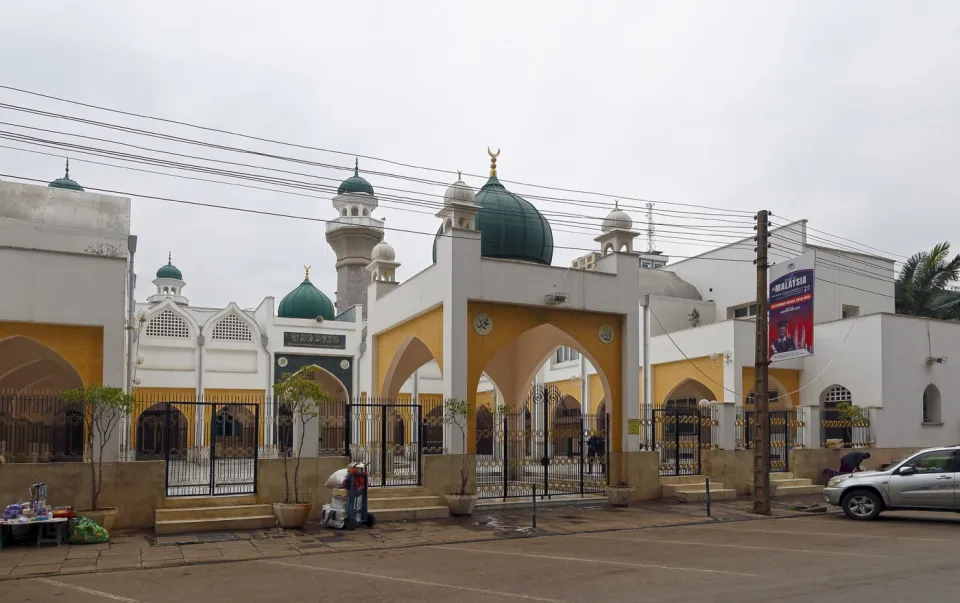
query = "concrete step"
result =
(659, 475, 710, 486)
(368, 495, 443, 510)
(770, 478, 813, 488)
(369, 506, 449, 522)
(155, 514, 277, 535)
(365, 487, 428, 499)
(665, 488, 737, 503)
(774, 485, 824, 496)
(770, 472, 796, 481)
(161, 494, 258, 509)
(155, 504, 273, 522)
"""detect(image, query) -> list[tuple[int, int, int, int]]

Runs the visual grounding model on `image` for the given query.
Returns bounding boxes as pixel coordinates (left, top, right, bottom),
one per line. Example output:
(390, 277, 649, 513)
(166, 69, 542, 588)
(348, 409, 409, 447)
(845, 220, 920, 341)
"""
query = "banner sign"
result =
(768, 252, 815, 362)
(283, 332, 346, 350)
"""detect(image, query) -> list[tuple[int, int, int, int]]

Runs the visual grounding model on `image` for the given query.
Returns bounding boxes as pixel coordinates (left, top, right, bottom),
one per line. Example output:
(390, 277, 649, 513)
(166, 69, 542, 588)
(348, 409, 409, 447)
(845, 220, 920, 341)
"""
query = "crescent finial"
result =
(487, 147, 500, 158)
(304, 265, 312, 280)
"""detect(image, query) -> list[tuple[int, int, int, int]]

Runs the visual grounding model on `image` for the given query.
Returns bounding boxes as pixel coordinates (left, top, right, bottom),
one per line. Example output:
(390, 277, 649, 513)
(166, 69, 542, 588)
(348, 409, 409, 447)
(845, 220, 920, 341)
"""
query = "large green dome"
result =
(48, 159, 84, 191)
(278, 271, 336, 320)
(156, 253, 183, 280)
(432, 162, 553, 265)
(337, 159, 375, 196)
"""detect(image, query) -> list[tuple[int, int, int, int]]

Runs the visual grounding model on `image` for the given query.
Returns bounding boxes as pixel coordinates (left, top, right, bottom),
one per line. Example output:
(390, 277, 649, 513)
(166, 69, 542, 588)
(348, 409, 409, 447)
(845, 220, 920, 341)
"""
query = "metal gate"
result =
(346, 403, 422, 487)
(736, 409, 792, 473)
(653, 406, 703, 476)
(164, 401, 259, 497)
(476, 386, 608, 500)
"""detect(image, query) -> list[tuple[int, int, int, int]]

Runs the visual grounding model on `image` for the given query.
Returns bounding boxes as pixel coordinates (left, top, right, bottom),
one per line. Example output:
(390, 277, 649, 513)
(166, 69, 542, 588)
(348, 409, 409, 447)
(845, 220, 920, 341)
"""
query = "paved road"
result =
(3, 511, 959, 602)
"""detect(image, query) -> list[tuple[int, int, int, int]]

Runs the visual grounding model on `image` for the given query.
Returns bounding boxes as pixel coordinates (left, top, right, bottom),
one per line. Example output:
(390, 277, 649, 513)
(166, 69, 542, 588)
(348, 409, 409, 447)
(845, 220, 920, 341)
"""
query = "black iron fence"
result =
(639, 403, 718, 476)
(734, 406, 804, 472)
(0, 390, 86, 463)
(820, 406, 874, 449)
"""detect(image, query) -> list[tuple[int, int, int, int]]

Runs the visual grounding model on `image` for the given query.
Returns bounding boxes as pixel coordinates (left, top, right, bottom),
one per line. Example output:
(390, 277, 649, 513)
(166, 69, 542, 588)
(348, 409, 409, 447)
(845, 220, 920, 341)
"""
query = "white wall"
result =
(876, 315, 960, 448)
(797, 314, 884, 410)
(808, 247, 895, 323)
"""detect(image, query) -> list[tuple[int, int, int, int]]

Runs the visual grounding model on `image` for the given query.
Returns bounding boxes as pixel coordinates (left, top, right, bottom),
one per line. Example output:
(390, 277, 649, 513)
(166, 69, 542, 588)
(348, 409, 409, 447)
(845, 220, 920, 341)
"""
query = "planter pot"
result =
(78, 508, 118, 531)
(606, 486, 635, 507)
(444, 494, 477, 517)
(273, 503, 311, 529)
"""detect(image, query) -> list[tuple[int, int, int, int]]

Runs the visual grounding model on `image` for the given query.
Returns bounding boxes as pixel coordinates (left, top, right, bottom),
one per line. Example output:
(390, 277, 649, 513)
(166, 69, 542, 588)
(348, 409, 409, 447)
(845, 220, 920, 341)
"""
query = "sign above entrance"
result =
(598, 324, 615, 345)
(472, 313, 493, 336)
(283, 332, 346, 350)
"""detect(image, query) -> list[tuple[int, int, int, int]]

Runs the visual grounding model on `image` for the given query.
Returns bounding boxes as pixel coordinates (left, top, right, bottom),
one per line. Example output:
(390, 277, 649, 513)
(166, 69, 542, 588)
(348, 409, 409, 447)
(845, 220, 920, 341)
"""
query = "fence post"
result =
(714, 401, 737, 451)
(800, 405, 820, 449)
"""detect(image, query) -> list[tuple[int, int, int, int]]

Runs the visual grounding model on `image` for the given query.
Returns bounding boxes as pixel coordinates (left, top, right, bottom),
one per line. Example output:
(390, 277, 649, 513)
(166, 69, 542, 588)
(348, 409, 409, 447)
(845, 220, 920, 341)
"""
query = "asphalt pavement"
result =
(3, 510, 959, 602)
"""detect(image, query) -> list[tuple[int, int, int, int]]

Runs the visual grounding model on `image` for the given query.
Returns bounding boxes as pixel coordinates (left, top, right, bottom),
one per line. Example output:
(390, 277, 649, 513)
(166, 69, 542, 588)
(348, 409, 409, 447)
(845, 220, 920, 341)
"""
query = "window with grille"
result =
(823, 385, 852, 406)
(145, 309, 190, 338)
(211, 314, 253, 341)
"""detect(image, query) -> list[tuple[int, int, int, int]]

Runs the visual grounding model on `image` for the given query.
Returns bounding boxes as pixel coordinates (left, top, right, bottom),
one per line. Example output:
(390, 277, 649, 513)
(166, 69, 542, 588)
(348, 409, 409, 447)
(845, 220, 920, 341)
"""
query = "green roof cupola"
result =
(156, 252, 183, 280)
(337, 158, 375, 196)
(48, 159, 84, 191)
(432, 149, 553, 265)
(277, 266, 336, 321)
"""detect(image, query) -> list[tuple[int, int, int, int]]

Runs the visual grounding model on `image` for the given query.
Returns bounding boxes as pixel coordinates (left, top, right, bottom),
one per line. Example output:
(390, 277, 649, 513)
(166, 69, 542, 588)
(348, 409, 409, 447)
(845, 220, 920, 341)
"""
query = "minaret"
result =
(147, 251, 189, 305)
(325, 159, 384, 318)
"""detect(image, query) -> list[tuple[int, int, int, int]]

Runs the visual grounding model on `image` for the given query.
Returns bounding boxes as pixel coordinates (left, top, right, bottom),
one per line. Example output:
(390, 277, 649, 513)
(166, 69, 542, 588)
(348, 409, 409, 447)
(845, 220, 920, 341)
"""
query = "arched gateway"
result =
(362, 149, 642, 499)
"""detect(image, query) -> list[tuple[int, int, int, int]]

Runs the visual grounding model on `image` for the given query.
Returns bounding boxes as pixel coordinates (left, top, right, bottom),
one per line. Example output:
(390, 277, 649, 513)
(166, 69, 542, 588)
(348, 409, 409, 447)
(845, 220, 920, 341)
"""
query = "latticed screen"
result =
(211, 315, 253, 341)
(824, 385, 852, 405)
(145, 309, 190, 338)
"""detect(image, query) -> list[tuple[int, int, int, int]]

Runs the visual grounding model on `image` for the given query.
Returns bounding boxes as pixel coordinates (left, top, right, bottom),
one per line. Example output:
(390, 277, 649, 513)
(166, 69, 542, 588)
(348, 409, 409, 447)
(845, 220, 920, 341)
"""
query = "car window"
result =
(904, 451, 955, 474)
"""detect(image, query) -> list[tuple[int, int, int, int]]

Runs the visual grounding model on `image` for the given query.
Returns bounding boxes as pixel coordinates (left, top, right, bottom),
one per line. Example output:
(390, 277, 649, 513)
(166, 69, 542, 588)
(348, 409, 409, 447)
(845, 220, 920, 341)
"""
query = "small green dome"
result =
(48, 159, 84, 191)
(278, 270, 336, 320)
(337, 159, 375, 196)
(156, 253, 183, 280)
(433, 160, 553, 265)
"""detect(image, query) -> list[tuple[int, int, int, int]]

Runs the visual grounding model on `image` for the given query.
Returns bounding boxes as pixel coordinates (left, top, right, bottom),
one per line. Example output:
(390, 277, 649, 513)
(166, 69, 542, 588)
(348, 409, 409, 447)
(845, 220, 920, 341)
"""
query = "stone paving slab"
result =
(0, 496, 823, 581)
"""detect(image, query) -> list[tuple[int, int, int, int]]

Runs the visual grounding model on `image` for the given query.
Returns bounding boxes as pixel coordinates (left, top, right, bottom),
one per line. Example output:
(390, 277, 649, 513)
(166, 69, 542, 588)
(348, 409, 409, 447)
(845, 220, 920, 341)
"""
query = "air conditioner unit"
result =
(545, 292, 568, 305)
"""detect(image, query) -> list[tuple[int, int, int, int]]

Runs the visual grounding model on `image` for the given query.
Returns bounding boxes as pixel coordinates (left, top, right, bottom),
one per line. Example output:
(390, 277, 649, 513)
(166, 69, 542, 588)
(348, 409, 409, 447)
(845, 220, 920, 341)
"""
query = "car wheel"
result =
(841, 490, 883, 520)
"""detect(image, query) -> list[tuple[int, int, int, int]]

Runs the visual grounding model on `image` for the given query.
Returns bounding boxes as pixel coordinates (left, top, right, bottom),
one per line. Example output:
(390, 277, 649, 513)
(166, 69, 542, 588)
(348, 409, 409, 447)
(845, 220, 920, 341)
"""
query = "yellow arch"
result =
(376, 306, 444, 397)
(0, 323, 103, 386)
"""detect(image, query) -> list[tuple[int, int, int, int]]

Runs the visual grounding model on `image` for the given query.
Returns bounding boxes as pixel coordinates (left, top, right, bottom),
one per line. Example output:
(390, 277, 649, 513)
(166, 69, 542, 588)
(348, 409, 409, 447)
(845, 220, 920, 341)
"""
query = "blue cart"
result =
(321, 462, 376, 530)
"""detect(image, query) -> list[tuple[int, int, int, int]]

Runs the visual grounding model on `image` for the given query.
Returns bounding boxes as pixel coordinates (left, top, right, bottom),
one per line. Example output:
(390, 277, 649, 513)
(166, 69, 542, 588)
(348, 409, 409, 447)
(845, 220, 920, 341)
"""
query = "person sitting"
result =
(839, 451, 871, 474)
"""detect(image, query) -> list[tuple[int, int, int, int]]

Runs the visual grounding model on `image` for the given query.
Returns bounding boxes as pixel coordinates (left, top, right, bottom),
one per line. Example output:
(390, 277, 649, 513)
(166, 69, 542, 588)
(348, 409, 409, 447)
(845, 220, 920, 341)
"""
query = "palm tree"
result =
(895, 242, 960, 319)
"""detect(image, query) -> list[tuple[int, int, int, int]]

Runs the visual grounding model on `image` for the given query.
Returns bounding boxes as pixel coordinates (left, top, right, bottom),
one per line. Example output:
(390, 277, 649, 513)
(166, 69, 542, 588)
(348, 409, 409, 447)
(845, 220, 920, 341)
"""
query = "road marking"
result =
(262, 560, 567, 602)
(35, 579, 140, 602)
(430, 545, 760, 577)
(576, 533, 897, 558)
(692, 524, 960, 543)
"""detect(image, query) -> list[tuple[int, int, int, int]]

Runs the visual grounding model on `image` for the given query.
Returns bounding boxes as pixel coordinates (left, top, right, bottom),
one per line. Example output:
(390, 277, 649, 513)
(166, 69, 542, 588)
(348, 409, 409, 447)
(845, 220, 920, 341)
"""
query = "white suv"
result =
(822, 446, 958, 520)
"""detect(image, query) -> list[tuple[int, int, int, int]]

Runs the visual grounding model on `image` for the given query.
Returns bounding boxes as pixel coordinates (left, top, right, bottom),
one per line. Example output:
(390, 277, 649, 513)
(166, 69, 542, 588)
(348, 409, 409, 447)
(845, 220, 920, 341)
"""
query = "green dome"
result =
(337, 159, 375, 196)
(432, 172, 553, 266)
(156, 253, 183, 280)
(278, 272, 336, 320)
(48, 159, 83, 191)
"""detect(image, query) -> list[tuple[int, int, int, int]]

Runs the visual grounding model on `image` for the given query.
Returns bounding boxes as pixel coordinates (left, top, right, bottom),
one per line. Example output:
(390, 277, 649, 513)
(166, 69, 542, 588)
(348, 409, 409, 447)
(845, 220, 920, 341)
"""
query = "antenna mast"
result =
(646, 202, 656, 253)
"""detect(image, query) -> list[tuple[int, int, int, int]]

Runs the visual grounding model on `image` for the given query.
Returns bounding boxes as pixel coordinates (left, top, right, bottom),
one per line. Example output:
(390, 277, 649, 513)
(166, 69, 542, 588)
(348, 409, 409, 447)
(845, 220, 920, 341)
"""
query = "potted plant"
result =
(60, 384, 134, 530)
(606, 481, 635, 507)
(272, 368, 332, 528)
(443, 398, 477, 516)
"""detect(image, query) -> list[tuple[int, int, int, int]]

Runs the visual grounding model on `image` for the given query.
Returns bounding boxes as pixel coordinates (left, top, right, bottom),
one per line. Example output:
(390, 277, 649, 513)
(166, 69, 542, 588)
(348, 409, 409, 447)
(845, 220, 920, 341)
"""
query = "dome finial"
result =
(487, 147, 500, 177)
(304, 265, 312, 280)
(457, 170, 462, 180)
(168, 250, 172, 264)
(614, 200, 619, 209)
(354, 157, 359, 177)
(64, 158, 70, 179)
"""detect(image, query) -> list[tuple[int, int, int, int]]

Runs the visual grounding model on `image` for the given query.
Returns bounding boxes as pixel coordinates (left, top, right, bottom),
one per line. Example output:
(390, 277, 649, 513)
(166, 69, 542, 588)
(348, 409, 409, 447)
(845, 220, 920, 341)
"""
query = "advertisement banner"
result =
(769, 252, 815, 362)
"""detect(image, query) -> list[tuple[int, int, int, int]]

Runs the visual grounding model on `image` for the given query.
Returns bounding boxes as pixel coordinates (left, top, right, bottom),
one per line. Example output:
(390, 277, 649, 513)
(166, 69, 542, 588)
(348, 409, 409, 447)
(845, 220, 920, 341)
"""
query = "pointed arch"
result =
(0, 336, 84, 391)
(380, 335, 440, 400)
(661, 378, 717, 407)
(204, 303, 261, 343)
(142, 298, 200, 339)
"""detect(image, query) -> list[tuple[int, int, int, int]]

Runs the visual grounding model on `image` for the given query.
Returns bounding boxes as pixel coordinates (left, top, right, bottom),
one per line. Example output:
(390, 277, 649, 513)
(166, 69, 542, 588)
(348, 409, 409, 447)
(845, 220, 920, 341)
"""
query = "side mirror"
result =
(898, 466, 917, 476)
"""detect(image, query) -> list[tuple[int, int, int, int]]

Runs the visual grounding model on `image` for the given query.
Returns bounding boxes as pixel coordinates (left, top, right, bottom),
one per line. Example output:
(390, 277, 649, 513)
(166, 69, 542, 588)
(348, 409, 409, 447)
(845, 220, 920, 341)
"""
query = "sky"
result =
(1, 1, 958, 309)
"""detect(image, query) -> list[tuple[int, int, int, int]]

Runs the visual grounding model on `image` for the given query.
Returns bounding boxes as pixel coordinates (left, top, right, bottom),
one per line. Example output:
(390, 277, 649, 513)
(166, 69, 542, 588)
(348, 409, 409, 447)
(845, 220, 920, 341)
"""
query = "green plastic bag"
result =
(70, 517, 110, 544)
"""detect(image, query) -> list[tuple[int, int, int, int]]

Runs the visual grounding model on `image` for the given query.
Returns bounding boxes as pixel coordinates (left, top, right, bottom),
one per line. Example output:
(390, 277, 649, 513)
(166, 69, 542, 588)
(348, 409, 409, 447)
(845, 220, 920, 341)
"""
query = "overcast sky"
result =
(1, 1, 958, 309)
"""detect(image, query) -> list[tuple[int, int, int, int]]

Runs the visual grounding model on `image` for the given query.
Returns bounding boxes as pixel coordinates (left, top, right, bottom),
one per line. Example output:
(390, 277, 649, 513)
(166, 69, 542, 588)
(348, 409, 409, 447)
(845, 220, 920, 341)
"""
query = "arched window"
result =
(211, 314, 254, 342)
(821, 384, 853, 442)
(923, 384, 942, 424)
(363, 208, 369, 216)
(145, 309, 190, 338)
(342, 208, 347, 216)
(351, 206, 359, 216)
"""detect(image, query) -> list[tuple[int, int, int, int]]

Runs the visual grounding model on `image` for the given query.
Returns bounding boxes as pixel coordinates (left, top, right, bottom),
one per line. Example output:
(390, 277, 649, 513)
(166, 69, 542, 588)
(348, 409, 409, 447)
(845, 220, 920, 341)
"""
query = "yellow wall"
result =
(588, 373, 604, 414)
(465, 302, 624, 452)
(653, 357, 724, 406)
(546, 379, 581, 405)
(0, 321, 104, 386)
(741, 367, 800, 408)
(476, 390, 495, 411)
(131, 387, 198, 448)
(376, 306, 444, 396)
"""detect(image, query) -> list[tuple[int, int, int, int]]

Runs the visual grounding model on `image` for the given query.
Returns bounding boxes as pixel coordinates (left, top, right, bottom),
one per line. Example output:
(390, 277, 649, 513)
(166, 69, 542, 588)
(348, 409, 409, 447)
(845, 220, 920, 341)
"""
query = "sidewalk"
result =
(0, 496, 825, 580)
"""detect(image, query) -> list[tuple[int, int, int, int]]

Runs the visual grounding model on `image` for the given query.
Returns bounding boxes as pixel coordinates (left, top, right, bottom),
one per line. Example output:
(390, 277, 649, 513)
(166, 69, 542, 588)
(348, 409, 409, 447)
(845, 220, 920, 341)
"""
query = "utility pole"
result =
(753, 210, 771, 515)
